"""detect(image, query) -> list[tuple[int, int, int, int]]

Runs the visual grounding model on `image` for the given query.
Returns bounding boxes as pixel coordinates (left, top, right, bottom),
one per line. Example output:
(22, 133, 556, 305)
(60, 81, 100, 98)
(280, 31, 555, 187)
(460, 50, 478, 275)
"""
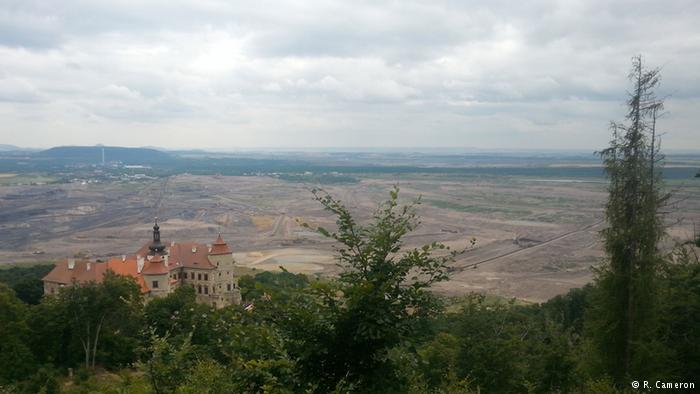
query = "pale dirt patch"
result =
(155, 219, 213, 230)
(251, 215, 276, 231)
(0, 173, 17, 178)
(235, 248, 336, 274)
(667, 226, 698, 242)
(254, 261, 326, 273)
(214, 213, 235, 226)
(62, 205, 98, 215)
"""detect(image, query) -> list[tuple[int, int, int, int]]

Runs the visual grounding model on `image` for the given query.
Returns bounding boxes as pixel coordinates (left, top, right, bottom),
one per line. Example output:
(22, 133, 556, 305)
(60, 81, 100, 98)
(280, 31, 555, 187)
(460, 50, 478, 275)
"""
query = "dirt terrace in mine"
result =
(1, 174, 699, 302)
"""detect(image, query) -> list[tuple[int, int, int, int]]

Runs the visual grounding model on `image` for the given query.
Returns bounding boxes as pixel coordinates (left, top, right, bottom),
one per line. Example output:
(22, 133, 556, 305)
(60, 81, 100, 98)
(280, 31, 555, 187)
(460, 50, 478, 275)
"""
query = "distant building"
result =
(43, 220, 242, 308)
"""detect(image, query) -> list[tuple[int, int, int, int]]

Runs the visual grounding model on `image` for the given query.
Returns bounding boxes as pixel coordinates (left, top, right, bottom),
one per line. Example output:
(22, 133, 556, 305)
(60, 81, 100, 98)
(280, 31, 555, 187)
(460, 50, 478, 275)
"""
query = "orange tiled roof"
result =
(135, 241, 216, 270)
(104, 256, 149, 293)
(141, 253, 170, 275)
(168, 242, 216, 269)
(209, 234, 232, 255)
(43, 259, 105, 285)
(43, 258, 150, 293)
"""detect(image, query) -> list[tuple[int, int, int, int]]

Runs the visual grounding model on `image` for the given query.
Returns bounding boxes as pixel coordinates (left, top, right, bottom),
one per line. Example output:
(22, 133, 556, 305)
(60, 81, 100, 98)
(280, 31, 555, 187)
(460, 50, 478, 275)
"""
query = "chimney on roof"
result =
(68, 259, 75, 270)
(137, 256, 145, 273)
(86, 262, 91, 271)
(121, 255, 126, 262)
(164, 255, 169, 267)
(192, 247, 197, 253)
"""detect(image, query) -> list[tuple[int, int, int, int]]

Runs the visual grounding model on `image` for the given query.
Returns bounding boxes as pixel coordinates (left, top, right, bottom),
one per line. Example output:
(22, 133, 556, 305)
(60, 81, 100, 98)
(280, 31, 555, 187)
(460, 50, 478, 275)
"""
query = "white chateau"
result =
(43, 220, 242, 308)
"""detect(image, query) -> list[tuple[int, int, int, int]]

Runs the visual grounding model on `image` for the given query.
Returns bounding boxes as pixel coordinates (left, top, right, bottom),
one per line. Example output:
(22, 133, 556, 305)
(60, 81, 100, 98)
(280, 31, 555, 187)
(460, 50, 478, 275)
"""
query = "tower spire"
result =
(148, 217, 166, 255)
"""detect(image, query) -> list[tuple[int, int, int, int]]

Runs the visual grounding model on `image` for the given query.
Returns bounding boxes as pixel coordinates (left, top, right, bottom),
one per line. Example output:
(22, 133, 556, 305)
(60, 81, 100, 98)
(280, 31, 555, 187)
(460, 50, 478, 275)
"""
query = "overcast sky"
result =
(0, 1, 698, 150)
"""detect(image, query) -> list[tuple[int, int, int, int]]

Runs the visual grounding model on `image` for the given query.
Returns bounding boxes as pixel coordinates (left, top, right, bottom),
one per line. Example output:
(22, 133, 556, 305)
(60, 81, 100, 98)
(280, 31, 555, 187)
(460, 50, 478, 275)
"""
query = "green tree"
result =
(27, 292, 78, 368)
(17, 367, 60, 394)
(214, 307, 300, 392)
(142, 331, 197, 394)
(454, 295, 531, 392)
(431, 294, 579, 393)
(539, 284, 592, 335)
(293, 186, 469, 391)
(11, 277, 45, 305)
(146, 286, 200, 337)
(58, 272, 144, 369)
(176, 360, 237, 394)
(144, 285, 221, 361)
(239, 270, 309, 302)
(0, 284, 36, 384)
(658, 246, 700, 380)
(0, 264, 54, 305)
(418, 332, 460, 388)
(587, 55, 668, 384)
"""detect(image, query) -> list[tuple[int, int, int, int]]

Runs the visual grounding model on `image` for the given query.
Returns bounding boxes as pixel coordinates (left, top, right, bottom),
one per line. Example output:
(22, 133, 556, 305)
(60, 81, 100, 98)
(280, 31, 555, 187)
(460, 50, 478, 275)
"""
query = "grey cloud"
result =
(0, 77, 45, 102)
(0, 0, 698, 149)
(0, 5, 62, 48)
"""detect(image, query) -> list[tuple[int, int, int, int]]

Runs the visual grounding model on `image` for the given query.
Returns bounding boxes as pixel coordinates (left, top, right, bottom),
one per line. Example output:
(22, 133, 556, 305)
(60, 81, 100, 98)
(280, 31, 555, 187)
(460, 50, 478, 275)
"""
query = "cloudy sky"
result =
(0, 0, 698, 150)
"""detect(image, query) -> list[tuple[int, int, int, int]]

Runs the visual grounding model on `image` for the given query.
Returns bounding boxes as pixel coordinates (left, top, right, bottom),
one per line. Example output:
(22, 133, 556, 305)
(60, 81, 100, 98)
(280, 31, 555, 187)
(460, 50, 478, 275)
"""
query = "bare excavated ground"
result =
(1, 174, 699, 302)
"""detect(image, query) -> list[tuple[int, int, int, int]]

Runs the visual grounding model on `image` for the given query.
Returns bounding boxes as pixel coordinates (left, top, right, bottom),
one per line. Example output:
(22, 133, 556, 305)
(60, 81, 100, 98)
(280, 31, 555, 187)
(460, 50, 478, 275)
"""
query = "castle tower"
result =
(208, 234, 241, 307)
(141, 253, 170, 298)
(148, 218, 166, 256)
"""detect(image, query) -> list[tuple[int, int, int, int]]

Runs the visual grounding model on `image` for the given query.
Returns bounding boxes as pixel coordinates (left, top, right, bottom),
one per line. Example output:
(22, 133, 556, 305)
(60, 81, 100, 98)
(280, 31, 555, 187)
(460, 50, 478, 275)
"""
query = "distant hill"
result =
(38, 146, 173, 165)
(0, 145, 40, 153)
(0, 144, 22, 151)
